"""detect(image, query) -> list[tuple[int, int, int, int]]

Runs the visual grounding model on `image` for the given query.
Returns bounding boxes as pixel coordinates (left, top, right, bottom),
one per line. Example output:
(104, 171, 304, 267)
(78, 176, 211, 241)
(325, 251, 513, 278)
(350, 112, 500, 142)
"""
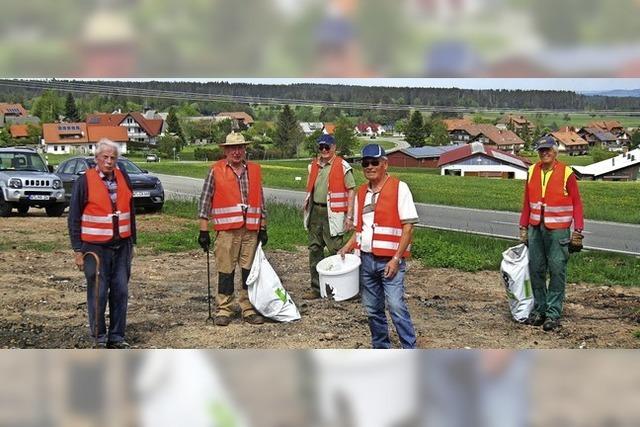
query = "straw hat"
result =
(220, 131, 250, 146)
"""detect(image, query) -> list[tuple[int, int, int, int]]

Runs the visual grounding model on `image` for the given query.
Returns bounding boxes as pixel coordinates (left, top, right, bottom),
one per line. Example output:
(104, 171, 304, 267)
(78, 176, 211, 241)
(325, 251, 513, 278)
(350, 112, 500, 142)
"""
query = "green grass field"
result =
(147, 201, 640, 287)
(470, 112, 640, 128)
(142, 159, 640, 224)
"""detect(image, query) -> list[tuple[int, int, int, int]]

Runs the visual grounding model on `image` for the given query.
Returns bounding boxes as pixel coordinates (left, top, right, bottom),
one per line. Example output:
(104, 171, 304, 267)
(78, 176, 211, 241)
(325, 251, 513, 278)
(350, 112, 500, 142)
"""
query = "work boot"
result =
(524, 313, 545, 326)
(214, 316, 232, 327)
(543, 318, 560, 332)
(302, 289, 321, 300)
(107, 341, 130, 349)
(238, 288, 264, 325)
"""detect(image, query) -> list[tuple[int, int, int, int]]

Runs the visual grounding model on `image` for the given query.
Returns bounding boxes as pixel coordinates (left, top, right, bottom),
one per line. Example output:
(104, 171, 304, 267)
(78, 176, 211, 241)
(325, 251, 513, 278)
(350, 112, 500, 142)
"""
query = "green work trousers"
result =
(528, 225, 570, 320)
(308, 204, 344, 292)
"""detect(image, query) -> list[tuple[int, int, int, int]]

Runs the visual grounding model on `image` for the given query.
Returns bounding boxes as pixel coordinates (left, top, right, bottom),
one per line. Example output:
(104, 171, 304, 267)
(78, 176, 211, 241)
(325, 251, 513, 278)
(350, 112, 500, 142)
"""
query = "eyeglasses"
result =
(318, 144, 332, 152)
(361, 159, 380, 168)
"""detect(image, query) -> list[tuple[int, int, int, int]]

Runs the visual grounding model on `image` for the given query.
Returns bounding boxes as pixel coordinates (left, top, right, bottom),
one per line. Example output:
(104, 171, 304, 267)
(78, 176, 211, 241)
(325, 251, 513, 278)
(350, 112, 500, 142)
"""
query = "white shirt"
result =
(355, 180, 419, 253)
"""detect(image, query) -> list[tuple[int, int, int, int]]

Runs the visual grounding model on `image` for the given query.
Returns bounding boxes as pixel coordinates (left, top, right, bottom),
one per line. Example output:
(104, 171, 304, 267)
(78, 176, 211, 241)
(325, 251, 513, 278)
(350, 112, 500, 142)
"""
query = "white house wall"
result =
(441, 163, 528, 179)
(43, 143, 127, 155)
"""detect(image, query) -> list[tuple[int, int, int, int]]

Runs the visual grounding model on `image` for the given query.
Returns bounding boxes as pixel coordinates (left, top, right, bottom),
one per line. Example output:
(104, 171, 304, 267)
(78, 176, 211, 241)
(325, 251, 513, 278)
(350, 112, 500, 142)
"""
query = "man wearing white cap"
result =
(197, 132, 267, 326)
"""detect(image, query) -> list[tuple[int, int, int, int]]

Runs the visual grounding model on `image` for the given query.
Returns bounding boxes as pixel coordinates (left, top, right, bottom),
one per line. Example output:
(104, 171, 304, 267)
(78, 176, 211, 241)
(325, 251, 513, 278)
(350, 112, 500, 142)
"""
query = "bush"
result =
(591, 147, 617, 163)
(193, 147, 223, 161)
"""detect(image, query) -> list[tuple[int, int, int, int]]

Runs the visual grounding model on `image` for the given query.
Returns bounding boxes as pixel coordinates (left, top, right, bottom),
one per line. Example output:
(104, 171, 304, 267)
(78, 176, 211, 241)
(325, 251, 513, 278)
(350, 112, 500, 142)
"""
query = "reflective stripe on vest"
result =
(210, 161, 263, 231)
(526, 161, 574, 229)
(81, 168, 133, 243)
(355, 177, 410, 258)
(306, 156, 350, 212)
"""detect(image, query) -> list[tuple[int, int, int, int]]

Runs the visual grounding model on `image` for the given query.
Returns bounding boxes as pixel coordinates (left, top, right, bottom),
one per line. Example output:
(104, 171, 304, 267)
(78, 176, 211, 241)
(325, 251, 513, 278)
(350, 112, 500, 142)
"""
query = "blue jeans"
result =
(82, 239, 132, 344)
(360, 252, 417, 349)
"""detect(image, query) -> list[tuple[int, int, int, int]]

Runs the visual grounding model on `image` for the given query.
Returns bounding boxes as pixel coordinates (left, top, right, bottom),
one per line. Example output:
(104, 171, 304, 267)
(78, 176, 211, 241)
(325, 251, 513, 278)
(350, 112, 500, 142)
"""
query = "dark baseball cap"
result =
(361, 144, 386, 159)
(536, 136, 558, 151)
(317, 134, 335, 145)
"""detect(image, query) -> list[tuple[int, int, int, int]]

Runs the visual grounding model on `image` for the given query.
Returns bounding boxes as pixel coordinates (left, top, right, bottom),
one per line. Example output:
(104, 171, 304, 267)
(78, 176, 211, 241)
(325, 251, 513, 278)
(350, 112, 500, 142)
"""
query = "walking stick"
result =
(82, 251, 100, 349)
(206, 248, 214, 322)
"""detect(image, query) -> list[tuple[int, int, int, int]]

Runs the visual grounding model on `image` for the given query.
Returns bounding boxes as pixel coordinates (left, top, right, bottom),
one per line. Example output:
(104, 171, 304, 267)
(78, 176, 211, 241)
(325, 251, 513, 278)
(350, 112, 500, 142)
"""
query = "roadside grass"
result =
(149, 201, 640, 286)
(634, 330, 640, 340)
(144, 161, 640, 224)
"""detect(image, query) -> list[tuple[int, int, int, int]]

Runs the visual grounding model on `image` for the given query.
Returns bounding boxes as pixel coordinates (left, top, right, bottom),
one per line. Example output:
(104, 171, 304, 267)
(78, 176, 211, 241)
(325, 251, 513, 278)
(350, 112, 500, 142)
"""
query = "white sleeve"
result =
(353, 194, 359, 224)
(398, 181, 419, 223)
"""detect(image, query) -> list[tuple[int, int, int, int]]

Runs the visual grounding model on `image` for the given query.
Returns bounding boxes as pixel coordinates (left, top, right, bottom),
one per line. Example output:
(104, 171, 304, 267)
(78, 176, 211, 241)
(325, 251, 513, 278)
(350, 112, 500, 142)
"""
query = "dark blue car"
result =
(55, 156, 165, 212)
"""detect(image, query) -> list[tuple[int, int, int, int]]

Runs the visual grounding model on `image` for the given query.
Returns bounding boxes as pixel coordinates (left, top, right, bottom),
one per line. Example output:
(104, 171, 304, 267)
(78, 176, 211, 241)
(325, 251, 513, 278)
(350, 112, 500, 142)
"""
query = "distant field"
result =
(468, 112, 640, 128)
(144, 159, 640, 224)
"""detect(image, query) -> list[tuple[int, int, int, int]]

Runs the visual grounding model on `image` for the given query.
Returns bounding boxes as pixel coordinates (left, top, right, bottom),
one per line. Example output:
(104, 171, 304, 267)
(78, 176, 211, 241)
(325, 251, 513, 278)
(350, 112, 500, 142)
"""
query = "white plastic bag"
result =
(500, 244, 534, 322)
(247, 243, 301, 322)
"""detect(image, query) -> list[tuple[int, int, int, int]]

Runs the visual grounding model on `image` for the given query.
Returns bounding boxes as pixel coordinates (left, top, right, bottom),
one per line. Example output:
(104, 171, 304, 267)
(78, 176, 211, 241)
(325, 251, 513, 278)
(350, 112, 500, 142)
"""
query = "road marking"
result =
(491, 220, 519, 226)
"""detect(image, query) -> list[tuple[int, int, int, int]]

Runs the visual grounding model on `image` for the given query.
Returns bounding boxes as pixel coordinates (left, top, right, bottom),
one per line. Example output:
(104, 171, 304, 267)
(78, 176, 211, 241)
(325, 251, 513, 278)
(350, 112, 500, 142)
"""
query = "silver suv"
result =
(0, 147, 66, 217)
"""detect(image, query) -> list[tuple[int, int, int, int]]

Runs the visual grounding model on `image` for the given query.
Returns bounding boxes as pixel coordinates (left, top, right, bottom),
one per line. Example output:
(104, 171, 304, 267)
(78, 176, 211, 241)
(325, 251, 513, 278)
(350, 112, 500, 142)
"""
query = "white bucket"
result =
(316, 254, 361, 301)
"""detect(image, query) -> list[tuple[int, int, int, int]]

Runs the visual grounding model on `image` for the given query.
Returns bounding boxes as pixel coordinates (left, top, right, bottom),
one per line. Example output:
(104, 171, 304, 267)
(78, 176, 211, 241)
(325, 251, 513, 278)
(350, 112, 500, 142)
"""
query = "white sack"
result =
(500, 243, 534, 322)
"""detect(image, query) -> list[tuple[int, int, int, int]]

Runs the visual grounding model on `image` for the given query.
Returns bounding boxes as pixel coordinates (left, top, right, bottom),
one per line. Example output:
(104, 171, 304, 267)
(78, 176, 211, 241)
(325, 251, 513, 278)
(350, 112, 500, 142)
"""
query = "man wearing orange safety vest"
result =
(303, 133, 356, 299)
(198, 132, 267, 326)
(68, 139, 136, 349)
(339, 144, 418, 348)
(519, 136, 585, 332)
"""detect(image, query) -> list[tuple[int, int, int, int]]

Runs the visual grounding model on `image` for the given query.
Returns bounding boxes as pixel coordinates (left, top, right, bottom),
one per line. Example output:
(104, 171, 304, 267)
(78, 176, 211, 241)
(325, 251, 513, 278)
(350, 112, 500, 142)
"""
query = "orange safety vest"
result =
(355, 177, 410, 258)
(306, 156, 349, 212)
(210, 160, 263, 231)
(81, 168, 133, 243)
(527, 161, 574, 229)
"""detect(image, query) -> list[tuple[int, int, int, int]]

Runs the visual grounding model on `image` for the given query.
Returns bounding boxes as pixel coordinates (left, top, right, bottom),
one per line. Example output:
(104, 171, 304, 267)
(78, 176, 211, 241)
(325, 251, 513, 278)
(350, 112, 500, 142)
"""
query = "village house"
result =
(442, 119, 525, 153)
(496, 114, 533, 132)
(578, 127, 621, 151)
(322, 122, 336, 135)
(299, 122, 324, 136)
(9, 124, 31, 140)
(443, 118, 475, 144)
(386, 145, 461, 168)
(354, 123, 384, 137)
(437, 141, 531, 179)
(548, 130, 589, 155)
(42, 123, 128, 154)
(573, 148, 640, 181)
(215, 112, 254, 130)
(86, 112, 163, 145)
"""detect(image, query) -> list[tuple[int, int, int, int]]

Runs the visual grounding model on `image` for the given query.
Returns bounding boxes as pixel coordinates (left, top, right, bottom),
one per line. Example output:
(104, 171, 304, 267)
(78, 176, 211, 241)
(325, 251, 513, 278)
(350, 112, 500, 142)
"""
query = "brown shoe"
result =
(302, 289, 321, 300)
(243, 313, 265, 325)
(214, 315, 232, 326)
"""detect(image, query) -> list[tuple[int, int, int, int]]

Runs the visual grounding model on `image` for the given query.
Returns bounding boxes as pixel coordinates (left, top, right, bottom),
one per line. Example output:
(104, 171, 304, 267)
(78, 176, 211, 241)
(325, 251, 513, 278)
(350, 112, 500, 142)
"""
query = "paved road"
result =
(158, 173, 640, 256)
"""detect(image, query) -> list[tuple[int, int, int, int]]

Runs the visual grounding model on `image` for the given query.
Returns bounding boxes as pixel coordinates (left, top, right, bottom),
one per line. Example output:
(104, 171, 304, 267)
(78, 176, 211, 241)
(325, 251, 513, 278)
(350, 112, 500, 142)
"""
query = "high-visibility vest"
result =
(306, 156, 349, 212)
(355, 177, 410, 258)
(81, 168, 132, 243)
(526, 161, 574, 229)
(210, 160, 263, 231)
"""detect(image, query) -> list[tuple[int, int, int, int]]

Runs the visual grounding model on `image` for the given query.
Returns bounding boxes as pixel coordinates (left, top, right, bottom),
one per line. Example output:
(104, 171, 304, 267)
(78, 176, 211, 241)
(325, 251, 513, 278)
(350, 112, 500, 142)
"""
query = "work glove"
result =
(519, 227, 528, 246)
(198, 230, 211, 252)
(569, 230, 584, 253)
(258, 229, 268, 247)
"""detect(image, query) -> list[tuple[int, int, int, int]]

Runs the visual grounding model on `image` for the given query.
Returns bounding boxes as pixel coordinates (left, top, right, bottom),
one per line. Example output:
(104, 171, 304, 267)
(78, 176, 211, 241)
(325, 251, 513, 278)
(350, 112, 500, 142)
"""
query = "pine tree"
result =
(334, 117, 357, 157)
(64, 93, 80, 122)
(166, 107, 185, 147)
(274, 105, 303, 158)
(405, 110, 426, 147)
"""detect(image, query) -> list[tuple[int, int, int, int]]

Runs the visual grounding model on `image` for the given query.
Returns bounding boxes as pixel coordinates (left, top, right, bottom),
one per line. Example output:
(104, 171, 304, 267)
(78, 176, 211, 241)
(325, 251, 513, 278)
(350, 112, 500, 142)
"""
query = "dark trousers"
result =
(82, 239, 132, 344)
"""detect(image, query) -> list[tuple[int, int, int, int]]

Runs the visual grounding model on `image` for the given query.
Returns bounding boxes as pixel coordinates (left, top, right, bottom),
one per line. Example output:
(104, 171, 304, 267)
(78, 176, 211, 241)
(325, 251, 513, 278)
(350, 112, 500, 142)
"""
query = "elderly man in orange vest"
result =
(519, 136, 585, 332)
(68, 138, 135, 349)
(339, 144, 418, 348)
(197, 132, 267, 326)
(303, 133, 356, 299)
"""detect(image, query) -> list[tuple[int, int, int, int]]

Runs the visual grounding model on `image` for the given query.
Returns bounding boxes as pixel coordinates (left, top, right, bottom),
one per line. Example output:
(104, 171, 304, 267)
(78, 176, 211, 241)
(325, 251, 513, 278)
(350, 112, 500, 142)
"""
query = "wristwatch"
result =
(392, 255, 400, 262)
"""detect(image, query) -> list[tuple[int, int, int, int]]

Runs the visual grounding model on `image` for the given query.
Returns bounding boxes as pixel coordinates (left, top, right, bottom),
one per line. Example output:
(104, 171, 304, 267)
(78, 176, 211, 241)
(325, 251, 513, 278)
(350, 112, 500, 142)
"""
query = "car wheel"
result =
(0, 194, 11, 217)
(45, 204, 66, 217)
(17, 205, 29, 215)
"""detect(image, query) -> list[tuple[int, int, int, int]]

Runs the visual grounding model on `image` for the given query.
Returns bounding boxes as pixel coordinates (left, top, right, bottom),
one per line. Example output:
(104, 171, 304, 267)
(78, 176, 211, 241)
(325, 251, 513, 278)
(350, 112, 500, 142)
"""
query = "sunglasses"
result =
(318, 144, 332, 151)
(361, 159, 380, 168)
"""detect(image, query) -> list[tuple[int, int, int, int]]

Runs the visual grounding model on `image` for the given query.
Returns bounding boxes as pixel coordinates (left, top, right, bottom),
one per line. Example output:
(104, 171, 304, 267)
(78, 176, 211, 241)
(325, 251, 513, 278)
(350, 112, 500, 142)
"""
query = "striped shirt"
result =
(97, 168, 118, 206)
(198, 161, 267, 226)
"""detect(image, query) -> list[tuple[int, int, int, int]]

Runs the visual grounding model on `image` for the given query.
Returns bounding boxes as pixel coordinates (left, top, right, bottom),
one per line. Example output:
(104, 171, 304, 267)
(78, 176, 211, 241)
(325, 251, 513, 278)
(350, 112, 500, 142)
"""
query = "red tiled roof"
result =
(215, 111, 254, 125)
(587, 120, 623, 131)
(550, 130, 589, 147)
(323, 123, 336, 135)
(356, 123, 380, 132)
(86, 113, 127, 126)
(128, 112, 163, 137)
(437, 142, 531, 168)
(0, 103, 27, 116)
(86, 112, 163, 137)
(443, 118, 474, 132)
(9, 124, 29, 138)
(473, 125, 525, 147)
(42, 123, 88, 144)
(87, 125, 129, 143)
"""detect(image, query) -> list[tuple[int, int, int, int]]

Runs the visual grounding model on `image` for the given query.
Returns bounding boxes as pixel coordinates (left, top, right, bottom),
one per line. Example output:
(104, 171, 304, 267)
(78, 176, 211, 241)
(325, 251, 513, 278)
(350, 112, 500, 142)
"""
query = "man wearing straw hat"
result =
(339, 144, 418, 349)
(197, 131, 267, 326)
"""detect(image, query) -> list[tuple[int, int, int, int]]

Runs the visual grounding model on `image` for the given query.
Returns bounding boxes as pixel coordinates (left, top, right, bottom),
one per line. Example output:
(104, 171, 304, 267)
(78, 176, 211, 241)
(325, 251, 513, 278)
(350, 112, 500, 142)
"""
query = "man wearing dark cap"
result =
(303, 133, 356, 299)
(519, 136, 584, 331)
(339, 144, 418, 348)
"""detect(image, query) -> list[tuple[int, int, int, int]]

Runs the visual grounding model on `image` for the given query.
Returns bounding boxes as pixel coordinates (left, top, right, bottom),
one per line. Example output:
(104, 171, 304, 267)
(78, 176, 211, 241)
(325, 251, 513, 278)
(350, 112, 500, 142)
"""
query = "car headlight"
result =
(8, 178, 22, 189)
(52, 179, 62, 189)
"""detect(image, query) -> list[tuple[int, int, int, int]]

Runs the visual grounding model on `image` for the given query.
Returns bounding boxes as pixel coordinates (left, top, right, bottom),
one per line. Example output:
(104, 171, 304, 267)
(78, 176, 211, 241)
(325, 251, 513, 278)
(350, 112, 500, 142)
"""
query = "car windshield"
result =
(0, 152, 48, 172)
(86, 158, 143, 174)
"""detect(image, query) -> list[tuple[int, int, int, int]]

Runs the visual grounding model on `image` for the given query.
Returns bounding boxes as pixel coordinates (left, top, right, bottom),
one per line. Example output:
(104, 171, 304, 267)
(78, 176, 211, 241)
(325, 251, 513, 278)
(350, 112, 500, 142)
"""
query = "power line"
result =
(2, 79, 640, 116)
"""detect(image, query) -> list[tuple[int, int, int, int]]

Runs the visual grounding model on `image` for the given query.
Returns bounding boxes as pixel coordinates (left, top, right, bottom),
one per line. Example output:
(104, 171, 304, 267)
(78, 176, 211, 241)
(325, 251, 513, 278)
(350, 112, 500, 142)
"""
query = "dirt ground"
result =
(1, 213, 639, 349)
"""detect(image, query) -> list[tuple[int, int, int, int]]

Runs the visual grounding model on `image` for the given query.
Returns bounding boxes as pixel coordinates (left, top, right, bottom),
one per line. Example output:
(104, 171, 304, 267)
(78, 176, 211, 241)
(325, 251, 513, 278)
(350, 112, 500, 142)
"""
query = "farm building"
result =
(572, 148, 640, 181)
(437, 142, 531, 179)
(386, 145, 461, 168)
(548, 130, 589, 155)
